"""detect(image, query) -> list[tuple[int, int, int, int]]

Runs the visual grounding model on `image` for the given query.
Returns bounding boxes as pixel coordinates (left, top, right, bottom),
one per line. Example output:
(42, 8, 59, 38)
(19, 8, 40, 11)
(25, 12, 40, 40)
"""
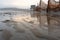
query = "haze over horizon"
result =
(0, 0, 59, 9)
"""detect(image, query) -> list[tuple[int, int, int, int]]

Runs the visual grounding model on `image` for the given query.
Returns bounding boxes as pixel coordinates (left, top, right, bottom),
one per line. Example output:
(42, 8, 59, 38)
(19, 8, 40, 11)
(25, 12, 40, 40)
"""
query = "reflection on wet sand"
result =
(0, 12, 48, 40)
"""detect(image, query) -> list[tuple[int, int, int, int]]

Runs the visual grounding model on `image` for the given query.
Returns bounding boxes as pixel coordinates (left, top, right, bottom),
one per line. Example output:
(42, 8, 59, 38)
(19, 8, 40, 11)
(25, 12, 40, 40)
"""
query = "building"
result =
(30, 5, 36, 10)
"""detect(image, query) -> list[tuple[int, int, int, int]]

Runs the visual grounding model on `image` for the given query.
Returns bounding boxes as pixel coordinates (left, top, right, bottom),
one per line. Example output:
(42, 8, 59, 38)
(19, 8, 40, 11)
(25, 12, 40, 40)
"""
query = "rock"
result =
(0, 30, 3, 31)
(2, 20, 10, 23)
(28, 21, 34, 24)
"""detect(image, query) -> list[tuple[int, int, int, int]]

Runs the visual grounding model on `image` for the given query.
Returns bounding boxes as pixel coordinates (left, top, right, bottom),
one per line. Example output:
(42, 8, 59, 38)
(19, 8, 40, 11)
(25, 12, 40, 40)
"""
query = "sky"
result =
(0, 0, 59, 9)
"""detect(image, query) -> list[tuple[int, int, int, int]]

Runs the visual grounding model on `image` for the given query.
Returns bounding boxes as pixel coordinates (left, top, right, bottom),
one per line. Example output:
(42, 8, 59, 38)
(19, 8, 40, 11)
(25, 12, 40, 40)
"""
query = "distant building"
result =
(30, 5, 36, 10)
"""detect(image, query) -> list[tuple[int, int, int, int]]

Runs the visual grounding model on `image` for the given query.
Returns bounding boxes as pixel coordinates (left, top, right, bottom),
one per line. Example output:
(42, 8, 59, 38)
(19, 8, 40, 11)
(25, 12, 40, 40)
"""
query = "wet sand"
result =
(0, 13, 48, 40)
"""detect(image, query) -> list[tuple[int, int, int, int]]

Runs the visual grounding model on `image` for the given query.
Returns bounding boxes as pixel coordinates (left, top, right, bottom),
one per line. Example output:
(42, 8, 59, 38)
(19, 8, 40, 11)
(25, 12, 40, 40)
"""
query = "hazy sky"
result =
(0, 0, 59, 9)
